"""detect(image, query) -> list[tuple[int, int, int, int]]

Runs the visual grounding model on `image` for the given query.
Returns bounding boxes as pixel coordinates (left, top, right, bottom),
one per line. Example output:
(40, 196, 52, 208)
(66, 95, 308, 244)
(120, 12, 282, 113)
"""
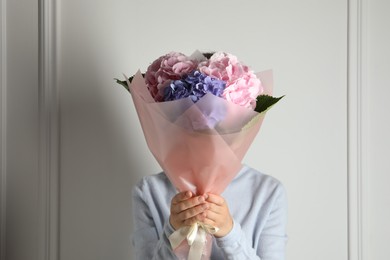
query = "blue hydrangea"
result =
(163, 71, 226, 102)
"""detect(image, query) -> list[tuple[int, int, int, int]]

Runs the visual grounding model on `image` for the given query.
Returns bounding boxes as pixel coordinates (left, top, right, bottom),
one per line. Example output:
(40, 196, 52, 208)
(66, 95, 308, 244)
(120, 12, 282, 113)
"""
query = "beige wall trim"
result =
(347, 0, 367, 259)
(0, 0, 7, 259)
(38, 0, 60, 259)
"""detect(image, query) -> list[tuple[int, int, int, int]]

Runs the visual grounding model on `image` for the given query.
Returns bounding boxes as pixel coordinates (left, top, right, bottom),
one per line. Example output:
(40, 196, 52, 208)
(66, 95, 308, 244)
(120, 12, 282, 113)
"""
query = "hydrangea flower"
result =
(198, 52, 263, 109)
(145, 52, 198, 101)
(163, 71, 226, 102)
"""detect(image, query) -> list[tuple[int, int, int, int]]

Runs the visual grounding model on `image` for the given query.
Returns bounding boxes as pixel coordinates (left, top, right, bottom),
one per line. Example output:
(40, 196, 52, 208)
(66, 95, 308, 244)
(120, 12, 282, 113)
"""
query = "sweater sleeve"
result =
(131, 181, 177, 260)
(215, 183, 288, 260)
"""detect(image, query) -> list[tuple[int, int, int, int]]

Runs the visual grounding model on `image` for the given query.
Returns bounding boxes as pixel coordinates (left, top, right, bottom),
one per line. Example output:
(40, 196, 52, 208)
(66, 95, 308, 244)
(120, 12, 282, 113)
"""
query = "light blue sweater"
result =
(132, 165, 288, 259)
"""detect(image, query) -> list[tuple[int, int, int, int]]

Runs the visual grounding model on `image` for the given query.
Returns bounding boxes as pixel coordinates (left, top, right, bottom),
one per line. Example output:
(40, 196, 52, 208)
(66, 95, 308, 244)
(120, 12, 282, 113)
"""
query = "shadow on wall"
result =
(60, 43, 158, 259)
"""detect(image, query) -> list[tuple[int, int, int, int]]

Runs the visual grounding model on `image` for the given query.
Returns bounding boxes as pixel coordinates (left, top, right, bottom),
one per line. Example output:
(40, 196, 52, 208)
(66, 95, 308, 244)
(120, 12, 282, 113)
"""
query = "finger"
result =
(203, 209, 219, 222)
(202, 217, 217, 228)
(172, 191, 192, 204)
(205, 202, 223, 214)
(177, 203, 208, 221)
(183, 212, 207, 226)
(205, 193, 225, 206)
(172, 195, 206, 214)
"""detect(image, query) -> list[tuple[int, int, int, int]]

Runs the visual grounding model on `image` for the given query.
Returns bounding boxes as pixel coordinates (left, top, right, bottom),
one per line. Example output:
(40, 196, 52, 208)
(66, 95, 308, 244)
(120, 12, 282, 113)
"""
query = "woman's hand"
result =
(169, 191, 209, 231)
(203, 193, 233, 238)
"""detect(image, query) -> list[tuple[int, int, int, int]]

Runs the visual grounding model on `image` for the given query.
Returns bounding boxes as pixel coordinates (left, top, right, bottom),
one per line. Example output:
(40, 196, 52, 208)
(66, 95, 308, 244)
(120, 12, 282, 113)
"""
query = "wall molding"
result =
(0, 0, 7, 259)
(38, 0, 60, 260)
(347, 0, 367, 259)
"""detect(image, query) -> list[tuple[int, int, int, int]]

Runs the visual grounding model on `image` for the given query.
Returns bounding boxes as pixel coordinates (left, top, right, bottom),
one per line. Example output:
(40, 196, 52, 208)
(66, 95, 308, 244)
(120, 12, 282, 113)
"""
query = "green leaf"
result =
(114, 73, 146, 92)
(254, 95, 284, 114)
(114, 78, 130, 91)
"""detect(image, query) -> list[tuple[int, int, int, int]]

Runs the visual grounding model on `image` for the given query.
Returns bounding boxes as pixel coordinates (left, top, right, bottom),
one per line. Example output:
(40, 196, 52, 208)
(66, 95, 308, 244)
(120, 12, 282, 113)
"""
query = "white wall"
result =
(1, 0, 40, 260)
(60, 1, 348, 259)
(363, 0, 390, 259)
(0, 0, 389, 260)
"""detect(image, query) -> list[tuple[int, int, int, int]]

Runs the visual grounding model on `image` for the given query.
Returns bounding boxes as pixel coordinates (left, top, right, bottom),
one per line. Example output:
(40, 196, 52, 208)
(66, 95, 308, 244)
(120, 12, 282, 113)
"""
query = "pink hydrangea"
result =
(198, 52, 263, 109)
(145, 52, 198, 101)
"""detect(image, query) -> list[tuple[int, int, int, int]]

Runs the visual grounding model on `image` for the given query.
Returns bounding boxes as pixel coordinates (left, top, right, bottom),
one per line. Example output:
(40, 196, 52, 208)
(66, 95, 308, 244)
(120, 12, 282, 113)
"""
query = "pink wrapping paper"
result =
(128, 70, 273, 195)
(128, 69, 273, 259)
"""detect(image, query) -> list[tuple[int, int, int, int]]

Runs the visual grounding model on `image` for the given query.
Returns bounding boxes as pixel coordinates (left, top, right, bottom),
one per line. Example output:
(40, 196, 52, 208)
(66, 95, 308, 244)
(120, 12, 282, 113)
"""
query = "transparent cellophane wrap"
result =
(127, 69, 273, 260)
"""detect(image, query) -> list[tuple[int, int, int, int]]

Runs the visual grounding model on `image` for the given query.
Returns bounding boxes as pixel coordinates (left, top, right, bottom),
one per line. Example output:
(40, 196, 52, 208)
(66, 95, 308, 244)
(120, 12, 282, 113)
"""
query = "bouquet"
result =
(116, 51, 283, 260)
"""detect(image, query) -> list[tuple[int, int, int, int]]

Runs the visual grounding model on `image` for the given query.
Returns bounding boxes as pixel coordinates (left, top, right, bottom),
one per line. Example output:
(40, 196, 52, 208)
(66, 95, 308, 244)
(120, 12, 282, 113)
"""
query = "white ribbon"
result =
(169, 222, 219, 260)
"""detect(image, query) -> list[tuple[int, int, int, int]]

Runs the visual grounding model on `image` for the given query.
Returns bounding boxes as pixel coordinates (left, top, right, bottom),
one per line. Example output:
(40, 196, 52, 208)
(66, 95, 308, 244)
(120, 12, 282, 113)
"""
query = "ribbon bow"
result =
(169, 222, 219, 260)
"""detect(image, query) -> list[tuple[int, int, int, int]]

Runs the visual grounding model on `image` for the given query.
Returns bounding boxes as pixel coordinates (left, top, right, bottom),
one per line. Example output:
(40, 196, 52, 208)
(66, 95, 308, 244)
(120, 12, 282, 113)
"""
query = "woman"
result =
(132, 164, 287, 260)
